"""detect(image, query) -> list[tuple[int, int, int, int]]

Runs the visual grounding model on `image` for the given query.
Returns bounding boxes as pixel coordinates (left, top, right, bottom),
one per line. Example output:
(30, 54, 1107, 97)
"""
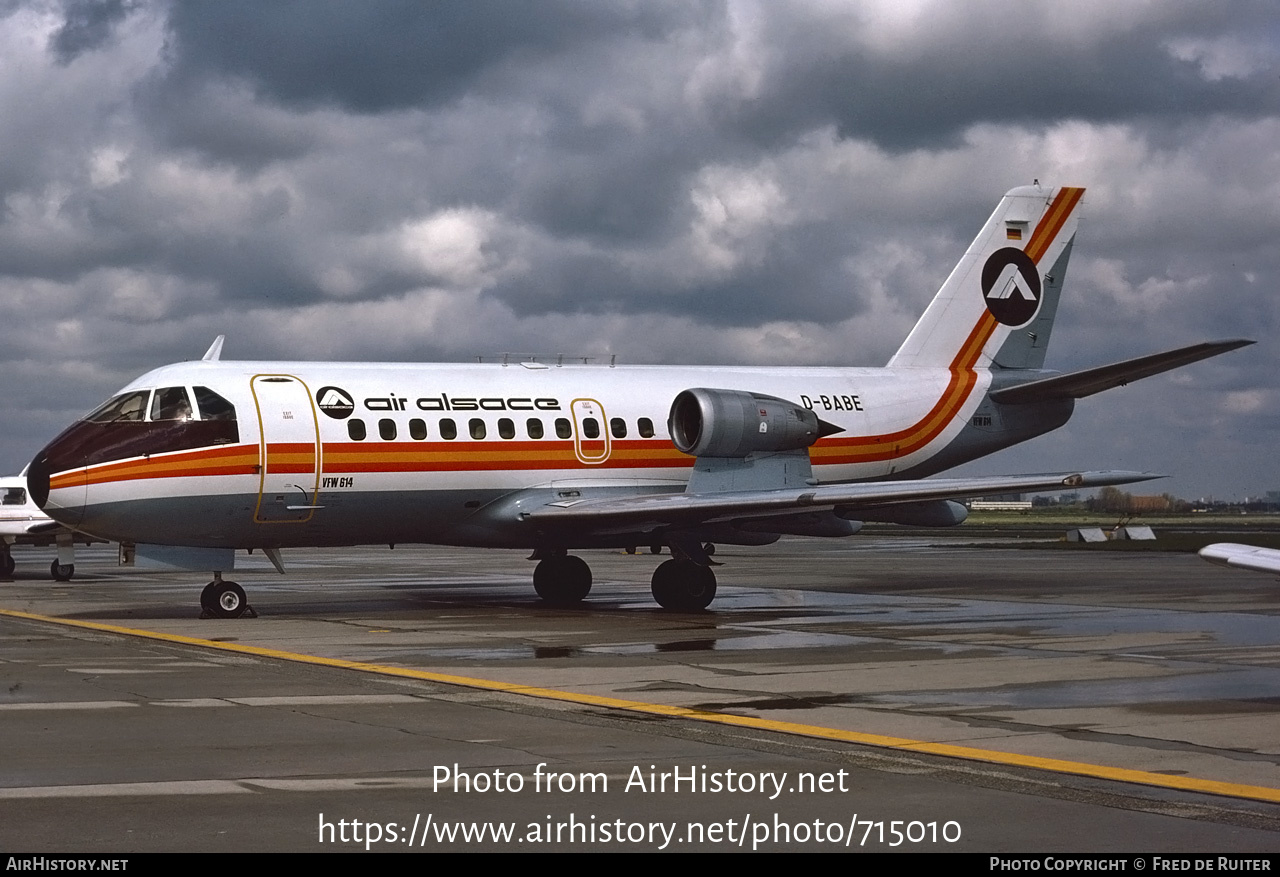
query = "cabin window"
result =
(348, 419, 366, 441)
(86, 391, 150, 423)
(379, 419, 397, 440)
(193, 387, 237, 421)
(469, 418, 486, 440)
(638, 417, 654, 438)
(440, 418, 457, 440)
(409, 418, 427, 440)
(498, 418, 515, 439)
(555, 418, 571, 439)
(610, 417, 627, 439)
(582, 417, 600, 439)
(150, 387, 193, 422)
(526, 418, 544, 439)
(3, 487, 25, 506)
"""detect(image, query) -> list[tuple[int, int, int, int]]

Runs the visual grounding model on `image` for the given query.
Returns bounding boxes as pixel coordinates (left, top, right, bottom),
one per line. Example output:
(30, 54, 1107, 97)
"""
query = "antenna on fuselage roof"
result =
(202, 335, 225, 362)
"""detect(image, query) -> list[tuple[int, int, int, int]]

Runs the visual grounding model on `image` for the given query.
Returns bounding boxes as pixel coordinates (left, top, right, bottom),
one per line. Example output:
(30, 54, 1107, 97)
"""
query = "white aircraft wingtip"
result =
(202, 335, 226, 362)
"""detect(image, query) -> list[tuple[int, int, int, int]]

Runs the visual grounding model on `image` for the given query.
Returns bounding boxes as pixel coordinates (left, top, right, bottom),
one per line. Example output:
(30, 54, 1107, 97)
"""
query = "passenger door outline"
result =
(251, 374, 321, 524)
(570, 398, 610, 465)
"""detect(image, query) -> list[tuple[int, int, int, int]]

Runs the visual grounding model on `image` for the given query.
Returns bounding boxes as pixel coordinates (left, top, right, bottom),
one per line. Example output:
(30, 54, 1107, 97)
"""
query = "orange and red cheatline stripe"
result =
(812, 186, 1083, 467)
(53, 437, 694, 488)
(319, 439, 688, 474)
(1025, 187, 1083, 263)
(49, 443, 260, 489)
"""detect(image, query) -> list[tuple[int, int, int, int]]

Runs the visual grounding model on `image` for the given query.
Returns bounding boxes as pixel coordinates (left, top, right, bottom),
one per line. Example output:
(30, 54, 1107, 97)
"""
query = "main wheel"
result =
(650, 559, 717, 610)
(50, 561, 74, 582)
(533, 555, 592, 605)
(1, 553, 15, 577)
(208, 581, 248, 619)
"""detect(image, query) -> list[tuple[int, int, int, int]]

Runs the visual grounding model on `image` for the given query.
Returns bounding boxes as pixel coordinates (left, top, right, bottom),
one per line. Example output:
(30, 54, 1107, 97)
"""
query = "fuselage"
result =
(28, 185, 1092, 559)
(27, 358, 1069, 551)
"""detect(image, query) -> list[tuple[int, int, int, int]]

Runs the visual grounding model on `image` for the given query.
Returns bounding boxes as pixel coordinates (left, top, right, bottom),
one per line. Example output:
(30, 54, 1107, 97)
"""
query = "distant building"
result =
(1128, 495, 1173, 512)
(970, 493, 1032, 511)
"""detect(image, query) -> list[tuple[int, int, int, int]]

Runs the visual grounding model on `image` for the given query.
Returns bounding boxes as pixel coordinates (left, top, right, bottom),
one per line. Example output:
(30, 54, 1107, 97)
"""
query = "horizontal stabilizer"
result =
(990, 339, 1253, 404)
(521, 470, 1160, 530)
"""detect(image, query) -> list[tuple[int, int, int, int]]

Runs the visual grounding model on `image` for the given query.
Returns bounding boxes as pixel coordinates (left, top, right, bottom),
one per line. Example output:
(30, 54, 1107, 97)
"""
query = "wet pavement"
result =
(3, 538, 1280, 851)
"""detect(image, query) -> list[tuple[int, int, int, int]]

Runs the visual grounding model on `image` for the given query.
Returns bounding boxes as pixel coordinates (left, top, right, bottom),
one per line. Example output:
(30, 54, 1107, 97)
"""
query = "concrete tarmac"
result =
(2, 538, 1280, 852)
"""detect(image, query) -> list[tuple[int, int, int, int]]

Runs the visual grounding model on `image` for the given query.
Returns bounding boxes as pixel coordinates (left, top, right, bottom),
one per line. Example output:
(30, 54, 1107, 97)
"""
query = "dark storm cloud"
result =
(161, 0, 710, 114)
(49, 0, 134, 63)
(725, 5, 1280, 151)
(0, 0, 1276, 499)
(485, 215, 865, 328)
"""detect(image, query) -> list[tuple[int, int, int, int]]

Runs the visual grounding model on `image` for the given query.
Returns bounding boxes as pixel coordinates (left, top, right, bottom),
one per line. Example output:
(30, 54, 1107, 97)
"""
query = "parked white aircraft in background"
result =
(0, 472, 99, 580)
(1199, 543, 1280, 576)
(27, 184, 1250, 616)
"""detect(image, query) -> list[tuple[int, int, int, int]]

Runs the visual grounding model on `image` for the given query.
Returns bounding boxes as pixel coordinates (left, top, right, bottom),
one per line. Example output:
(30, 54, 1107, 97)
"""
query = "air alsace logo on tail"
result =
(982, 248, 1042, 326)
(316, 386, 355, 419)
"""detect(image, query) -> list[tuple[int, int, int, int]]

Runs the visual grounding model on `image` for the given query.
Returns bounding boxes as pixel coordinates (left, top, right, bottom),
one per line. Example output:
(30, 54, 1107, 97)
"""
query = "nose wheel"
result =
(200, 576, 256, 619)
(50, 561, 74, 581)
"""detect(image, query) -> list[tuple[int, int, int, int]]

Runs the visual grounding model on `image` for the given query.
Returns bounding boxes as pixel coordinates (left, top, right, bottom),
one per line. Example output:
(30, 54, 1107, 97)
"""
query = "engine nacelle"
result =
(668, 388, 824, 458)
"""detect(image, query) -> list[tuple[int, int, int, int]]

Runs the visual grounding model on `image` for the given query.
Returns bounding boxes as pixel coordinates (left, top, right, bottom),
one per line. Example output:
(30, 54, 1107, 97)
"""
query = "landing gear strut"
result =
(52, 533, 76, 581)
(200, 572, 255, 619)
(533, 554, 592, 605)
(651, 558, 717, 611)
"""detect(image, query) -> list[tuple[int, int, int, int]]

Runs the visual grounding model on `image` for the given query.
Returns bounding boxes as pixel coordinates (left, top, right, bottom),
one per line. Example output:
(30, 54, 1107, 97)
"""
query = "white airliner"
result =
(0, 471, 98, 580)
(27, 185, 1250, 616)
(1200, 543, 1280, 576)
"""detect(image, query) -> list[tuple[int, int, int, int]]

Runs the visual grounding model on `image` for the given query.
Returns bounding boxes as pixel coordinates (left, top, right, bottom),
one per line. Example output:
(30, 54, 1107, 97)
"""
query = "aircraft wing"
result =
(520, 470, 1159, 530)
(0, 519, 66, 538)
(1199, 543, 1280, 576)
(990, 340, 1253, 405)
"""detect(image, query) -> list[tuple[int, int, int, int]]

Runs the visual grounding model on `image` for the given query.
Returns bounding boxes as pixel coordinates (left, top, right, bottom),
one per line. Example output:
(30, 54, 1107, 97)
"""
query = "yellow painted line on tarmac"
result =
(6, 606, 1280, 805)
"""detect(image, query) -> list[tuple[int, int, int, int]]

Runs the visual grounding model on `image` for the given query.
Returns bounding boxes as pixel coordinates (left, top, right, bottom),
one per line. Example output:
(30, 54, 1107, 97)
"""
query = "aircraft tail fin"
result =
(888, 185, 1085, 370)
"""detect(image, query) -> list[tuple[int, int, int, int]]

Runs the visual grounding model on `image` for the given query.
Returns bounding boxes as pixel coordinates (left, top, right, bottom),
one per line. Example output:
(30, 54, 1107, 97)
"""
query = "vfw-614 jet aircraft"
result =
(27, 185, 1250, 616)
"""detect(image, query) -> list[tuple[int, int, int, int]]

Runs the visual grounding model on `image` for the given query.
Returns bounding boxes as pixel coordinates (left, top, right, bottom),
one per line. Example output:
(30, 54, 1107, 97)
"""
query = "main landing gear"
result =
(650, 558, 717, 611)
(533, 553, 592, 606)
(531, 548, 718, 610)
(199, 571, 257, 619)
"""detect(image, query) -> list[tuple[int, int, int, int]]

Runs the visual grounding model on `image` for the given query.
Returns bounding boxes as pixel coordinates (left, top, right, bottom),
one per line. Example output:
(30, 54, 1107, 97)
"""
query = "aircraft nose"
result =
(27, 434, 88, 528)
(26, 454, 50, 508)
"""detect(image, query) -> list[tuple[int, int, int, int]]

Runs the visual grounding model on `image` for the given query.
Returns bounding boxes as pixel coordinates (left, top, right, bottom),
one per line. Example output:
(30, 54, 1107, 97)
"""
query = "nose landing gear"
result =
(199, 572, 256, 619)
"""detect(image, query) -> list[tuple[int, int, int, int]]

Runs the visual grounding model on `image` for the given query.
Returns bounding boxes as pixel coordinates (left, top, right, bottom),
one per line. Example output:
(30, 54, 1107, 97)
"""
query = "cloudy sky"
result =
(1, 0, 1277, 500)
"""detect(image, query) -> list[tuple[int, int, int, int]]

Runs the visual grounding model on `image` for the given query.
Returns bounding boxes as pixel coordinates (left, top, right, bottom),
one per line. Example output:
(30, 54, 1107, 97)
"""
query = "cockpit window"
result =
(85, 391, 150, 423)
(62, 384, 240, 466)
(193, 387, 236, 421)
(150, 387, 193, 422)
